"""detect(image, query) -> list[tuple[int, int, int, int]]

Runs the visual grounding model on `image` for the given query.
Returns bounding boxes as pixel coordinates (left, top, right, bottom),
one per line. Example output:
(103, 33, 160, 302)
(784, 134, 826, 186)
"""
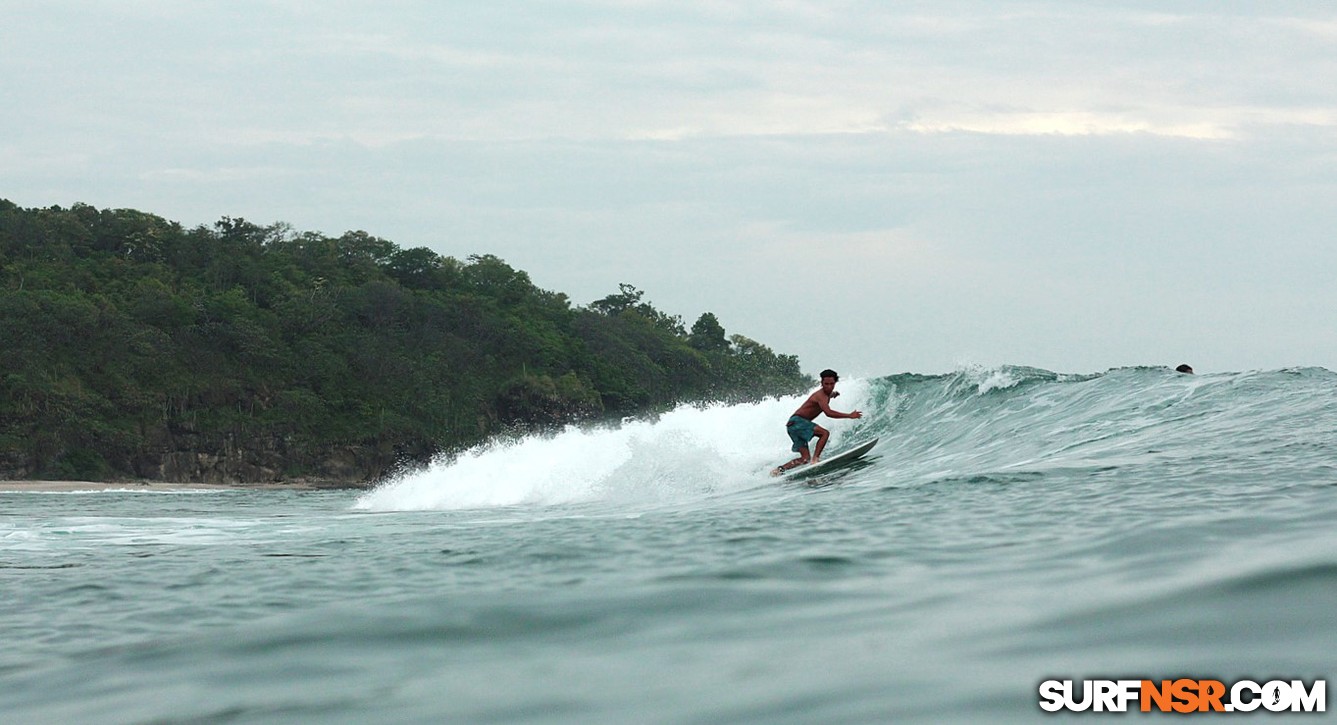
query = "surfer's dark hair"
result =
(819, 369, 839, 381)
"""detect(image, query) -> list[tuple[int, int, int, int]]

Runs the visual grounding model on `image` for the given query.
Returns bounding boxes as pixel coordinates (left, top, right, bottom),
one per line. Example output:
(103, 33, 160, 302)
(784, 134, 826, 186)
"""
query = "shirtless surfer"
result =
(771, 369, 863, 476)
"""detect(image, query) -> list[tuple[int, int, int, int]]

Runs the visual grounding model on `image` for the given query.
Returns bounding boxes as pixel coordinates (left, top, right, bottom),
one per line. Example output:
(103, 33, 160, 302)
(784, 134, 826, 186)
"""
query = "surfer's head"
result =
(819, 369, 839, 396)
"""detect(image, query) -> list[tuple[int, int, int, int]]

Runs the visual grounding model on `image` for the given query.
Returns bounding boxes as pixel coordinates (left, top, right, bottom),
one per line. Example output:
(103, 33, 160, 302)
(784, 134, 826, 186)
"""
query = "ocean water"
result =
(2, 366, 1334, 723)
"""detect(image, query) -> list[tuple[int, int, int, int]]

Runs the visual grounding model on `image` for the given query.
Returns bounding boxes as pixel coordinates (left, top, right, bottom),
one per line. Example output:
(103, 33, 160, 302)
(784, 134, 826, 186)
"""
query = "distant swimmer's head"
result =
(1175, 364, 1194, 374)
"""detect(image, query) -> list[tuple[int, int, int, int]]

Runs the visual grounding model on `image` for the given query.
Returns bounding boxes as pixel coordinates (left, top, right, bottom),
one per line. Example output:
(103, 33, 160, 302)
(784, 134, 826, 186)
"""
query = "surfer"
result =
(771, 369, 863, 476)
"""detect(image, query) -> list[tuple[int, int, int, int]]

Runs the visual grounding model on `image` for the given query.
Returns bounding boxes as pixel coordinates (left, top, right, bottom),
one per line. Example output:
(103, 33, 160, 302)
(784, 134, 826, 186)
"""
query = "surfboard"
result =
(778, 437, 879, 480)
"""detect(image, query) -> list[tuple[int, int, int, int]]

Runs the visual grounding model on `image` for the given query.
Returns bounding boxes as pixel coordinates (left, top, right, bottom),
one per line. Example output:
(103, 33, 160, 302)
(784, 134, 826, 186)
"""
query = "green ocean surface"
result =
(3, 366, 1334, 723)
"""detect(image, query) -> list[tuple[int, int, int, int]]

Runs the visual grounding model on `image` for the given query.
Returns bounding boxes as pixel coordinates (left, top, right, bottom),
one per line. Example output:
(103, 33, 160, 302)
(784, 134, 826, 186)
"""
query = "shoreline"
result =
(0, 479, 368, 492)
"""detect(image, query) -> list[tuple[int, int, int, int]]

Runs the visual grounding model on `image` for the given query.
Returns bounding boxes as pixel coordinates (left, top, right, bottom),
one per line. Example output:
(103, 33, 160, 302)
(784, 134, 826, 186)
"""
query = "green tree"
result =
(689, 312, 729, 352)
(0, 199, 808, 483)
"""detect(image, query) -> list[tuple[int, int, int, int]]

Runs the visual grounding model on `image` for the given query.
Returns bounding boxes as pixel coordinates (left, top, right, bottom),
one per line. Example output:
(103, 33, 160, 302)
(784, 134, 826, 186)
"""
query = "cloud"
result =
(4, 1, 1337, 373)
(903, 113, 1235, 140)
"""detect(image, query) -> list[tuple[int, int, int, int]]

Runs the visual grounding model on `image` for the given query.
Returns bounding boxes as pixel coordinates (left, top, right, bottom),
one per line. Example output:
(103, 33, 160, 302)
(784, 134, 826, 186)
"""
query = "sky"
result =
(3, 1, 1336, 377)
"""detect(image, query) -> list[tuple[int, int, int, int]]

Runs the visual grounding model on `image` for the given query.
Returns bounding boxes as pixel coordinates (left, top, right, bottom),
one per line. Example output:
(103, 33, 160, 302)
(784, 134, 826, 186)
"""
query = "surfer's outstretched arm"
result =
(817, 396, 863, 421)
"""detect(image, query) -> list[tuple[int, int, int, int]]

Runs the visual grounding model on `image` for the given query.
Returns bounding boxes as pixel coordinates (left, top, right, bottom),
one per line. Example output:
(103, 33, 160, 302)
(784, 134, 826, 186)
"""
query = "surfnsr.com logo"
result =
(1038, 679, 1326, 713)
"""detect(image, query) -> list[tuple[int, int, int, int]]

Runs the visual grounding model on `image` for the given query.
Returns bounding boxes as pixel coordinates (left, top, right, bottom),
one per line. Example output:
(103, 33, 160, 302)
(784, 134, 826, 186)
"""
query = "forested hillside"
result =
(0, 200, 808, 483)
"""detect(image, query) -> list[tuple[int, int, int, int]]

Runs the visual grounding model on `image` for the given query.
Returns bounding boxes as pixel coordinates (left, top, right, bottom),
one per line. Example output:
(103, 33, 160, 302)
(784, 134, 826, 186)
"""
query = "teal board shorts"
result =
(786, 415, 816, 452)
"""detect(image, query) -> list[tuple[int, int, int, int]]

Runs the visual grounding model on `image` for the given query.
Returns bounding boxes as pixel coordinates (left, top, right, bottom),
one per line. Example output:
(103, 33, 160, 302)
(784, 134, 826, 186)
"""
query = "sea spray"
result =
(355, 379, 875, 512)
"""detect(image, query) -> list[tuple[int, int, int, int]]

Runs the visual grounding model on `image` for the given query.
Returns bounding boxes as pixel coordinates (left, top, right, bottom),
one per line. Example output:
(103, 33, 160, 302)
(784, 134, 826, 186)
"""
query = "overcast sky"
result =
(4, 1, 1335, 376)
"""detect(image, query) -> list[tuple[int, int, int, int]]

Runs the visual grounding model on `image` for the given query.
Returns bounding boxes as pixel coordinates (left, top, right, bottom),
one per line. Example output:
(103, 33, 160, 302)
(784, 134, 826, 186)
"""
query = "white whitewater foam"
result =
(354, 380, 871, 512)
(957, 363, 1021, 394)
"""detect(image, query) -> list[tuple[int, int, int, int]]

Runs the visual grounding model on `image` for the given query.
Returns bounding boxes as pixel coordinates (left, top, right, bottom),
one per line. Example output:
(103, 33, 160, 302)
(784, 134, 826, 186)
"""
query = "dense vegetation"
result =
(0, 200, 807, 483)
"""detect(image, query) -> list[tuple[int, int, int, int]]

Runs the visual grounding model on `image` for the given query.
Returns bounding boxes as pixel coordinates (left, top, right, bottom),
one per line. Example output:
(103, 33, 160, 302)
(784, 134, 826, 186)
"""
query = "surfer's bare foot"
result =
(770, 467, 783, 476)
